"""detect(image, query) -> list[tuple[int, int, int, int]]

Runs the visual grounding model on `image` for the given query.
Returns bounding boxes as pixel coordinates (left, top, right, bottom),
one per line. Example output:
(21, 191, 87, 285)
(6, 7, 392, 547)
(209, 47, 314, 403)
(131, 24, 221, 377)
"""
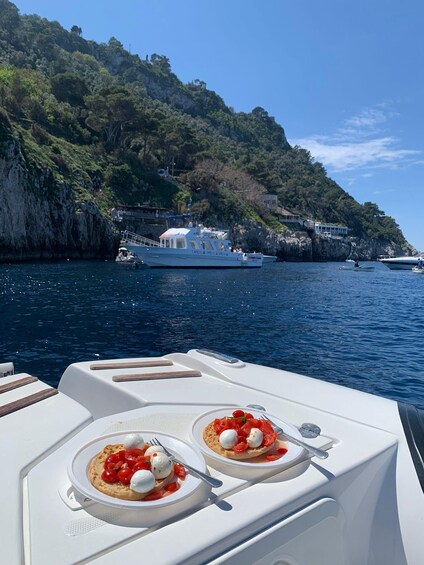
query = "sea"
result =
(1, 260, 424, 410)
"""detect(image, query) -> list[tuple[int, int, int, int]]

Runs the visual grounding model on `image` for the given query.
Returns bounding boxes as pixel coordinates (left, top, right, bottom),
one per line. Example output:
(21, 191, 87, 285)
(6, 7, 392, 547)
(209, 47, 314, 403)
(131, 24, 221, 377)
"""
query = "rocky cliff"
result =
(0, 134, 413, 263)
(231, 222, 414, 262)
(0, 136, 116, 261)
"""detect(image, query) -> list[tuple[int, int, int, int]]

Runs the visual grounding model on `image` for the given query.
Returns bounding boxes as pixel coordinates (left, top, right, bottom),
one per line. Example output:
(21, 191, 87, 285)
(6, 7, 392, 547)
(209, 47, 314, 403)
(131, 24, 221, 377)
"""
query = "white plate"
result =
(68, 430, 206, 509)
(189, 407, 305, 470)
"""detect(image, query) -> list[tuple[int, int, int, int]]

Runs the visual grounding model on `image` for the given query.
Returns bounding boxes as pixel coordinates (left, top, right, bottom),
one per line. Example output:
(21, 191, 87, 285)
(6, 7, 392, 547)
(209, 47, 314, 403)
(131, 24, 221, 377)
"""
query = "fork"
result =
(148, 438, 223, 488)
(260, 415, 329, 460)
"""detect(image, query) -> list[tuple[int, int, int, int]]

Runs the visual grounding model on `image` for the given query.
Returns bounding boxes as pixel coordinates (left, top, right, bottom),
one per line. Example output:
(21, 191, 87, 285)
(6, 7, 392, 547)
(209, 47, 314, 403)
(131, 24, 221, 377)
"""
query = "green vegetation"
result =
(0, 0, 406, 244)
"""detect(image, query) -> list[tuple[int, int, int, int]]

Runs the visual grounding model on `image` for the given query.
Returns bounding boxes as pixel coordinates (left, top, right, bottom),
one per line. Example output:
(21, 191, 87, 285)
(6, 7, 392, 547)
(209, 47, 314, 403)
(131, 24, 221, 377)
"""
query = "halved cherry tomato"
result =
(278, 447, 288, 455)
(213, 418, 233, 435)
(143, 490, 163, 501)
(232, 409, 245, 418)
(125, 448, 145, 464)
(244, 412, 253, 419)
(101, 469, 117, 483)
(164, 481, 180, 493)
(262, 432, 278, 446)
(265, 454, 282, 461)
(133, 459, 151, 472)
(106, 459, 123, 472)
(233, 441, 248, 453)
(173, 463, 187, 478)
(117, 467, 133, 484)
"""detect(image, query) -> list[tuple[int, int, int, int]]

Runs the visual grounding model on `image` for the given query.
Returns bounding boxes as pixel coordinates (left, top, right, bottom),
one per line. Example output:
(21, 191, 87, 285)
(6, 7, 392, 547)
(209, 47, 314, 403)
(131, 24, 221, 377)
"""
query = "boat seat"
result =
(90, 360, 174, 370)
(0, 387, 59, 417)
(0, 373, 93, 565)
(112, 369, 202, 382)
(0, 374, 38, 394)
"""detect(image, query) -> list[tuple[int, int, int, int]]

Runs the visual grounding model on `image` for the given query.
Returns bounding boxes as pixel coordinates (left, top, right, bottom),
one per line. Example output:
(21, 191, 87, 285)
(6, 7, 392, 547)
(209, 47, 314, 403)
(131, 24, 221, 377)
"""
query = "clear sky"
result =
(14, 0, 424, 250)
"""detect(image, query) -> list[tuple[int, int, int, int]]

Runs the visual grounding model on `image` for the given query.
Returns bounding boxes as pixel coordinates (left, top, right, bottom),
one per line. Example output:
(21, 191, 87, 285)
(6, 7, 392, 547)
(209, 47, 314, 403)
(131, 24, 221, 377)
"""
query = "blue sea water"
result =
(1, 260, 424, 410)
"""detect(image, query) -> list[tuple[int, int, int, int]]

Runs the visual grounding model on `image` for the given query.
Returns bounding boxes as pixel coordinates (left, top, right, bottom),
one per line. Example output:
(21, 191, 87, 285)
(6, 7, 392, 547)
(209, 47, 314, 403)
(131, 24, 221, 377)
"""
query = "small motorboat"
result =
(339, 265, 375, 271)
(115, 246, 141, 265)
(412, 266, 424, 274)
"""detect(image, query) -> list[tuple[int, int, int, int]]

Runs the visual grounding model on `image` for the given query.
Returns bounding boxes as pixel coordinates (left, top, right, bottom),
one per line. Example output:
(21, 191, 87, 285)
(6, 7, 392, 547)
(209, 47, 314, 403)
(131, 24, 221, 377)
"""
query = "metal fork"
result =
(260, 415, 329, 460)
(148, 438, 223, 488)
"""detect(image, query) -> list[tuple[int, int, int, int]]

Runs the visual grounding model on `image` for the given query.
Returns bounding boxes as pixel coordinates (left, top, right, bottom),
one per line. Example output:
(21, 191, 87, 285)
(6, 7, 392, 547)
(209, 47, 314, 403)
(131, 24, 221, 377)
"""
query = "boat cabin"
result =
(159, 227, 232, 253)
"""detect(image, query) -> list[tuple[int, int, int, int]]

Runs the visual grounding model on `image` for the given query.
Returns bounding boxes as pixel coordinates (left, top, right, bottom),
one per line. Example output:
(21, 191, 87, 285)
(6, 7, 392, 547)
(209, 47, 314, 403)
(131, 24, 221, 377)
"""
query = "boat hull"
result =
(339, 266, 375, 271)
(380, 257, 421, 270)
(124, 245, 262, 268)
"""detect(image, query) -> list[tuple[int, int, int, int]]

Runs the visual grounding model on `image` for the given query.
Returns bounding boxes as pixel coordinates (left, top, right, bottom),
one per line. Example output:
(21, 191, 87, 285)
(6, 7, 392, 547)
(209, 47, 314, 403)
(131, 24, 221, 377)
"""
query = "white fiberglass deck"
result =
(1, 350, 423, 564)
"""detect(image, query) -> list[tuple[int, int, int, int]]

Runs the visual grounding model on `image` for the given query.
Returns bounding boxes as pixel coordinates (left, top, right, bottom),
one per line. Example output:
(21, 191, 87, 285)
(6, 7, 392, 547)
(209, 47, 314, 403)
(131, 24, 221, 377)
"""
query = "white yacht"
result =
(1, 349, 423, 564)
(121, 228, 263, 268)
(379, 256, 423, 270)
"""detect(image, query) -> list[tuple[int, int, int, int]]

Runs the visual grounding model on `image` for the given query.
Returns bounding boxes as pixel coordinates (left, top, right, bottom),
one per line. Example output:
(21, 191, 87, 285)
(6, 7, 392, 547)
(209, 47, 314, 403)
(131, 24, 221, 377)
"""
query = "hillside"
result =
(0, 0, 413, 261)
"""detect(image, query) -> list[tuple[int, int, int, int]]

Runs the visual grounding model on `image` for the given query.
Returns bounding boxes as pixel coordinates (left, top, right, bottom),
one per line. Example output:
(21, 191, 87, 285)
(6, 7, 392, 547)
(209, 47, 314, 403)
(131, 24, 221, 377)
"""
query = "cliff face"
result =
(0, 137, 116, 261)
(232, 222, 414, 261)
(0, 135, 413, 263)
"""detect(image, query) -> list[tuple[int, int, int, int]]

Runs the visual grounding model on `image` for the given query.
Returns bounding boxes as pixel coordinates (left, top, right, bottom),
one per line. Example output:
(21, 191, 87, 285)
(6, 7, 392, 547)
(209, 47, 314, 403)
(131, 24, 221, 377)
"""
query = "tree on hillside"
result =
(150, 54, 171, 73)
(70, 25, 82, 36)
(85, 89, 140, 145)
(51, 72, 89, 106)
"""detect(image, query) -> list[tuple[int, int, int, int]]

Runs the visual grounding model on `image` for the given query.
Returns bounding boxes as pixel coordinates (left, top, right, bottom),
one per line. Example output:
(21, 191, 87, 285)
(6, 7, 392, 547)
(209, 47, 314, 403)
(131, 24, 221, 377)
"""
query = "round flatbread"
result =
(202, 422, 276, 460)
(88, 443, 174, 500)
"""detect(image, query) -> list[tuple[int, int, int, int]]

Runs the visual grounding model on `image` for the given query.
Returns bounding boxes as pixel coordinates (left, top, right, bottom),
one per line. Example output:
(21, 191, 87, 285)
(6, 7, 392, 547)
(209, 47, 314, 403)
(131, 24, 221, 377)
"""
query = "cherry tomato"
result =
(278, 447, 288, 455)
(133, 459, 151, 472)
(173, 463, 187, 479)
(125, 448, 145, 464)
(106, 460, 123, 472)
(244, 413, 253, 419)
(233, 441, 248, 453)
(143, 490, 163, 501)
(101, 469, 117, 484)
(232, 409, 245, 418)
(164, 481, 180, 493)
(265, 454, 282, 461)
(263, 432, 278, 447)
(117, 467, 133, 484)
(213, 418, 232, 435)
(105, 453, 121, 466)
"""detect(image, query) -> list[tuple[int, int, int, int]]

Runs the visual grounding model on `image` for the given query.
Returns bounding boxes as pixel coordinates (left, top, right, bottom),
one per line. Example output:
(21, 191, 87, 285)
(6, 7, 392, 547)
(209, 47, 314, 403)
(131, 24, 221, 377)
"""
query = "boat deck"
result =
(2, 351, 422, 564)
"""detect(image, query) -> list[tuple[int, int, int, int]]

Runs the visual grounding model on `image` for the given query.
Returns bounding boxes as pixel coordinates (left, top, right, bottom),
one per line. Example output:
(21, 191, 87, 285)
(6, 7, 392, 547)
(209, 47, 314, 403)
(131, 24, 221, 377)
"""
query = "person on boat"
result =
(418, 257, 423, 269)
(354, 261, 359, 268)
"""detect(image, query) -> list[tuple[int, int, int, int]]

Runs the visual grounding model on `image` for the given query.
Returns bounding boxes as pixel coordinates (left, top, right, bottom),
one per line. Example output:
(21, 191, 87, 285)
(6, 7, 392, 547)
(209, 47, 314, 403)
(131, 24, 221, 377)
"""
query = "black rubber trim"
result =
(398, 402, 424, 493)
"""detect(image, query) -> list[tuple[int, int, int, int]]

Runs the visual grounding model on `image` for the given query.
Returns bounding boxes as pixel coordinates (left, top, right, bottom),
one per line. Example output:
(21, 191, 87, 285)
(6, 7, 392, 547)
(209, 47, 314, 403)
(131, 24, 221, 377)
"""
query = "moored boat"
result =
(339, 265, 375, 271)
(115, 246, 141, 265)
(263, 255, 278, 263)
(121, 228, 263, 268)
(2, 348, 424, 564)
(379, 256, 423, 270)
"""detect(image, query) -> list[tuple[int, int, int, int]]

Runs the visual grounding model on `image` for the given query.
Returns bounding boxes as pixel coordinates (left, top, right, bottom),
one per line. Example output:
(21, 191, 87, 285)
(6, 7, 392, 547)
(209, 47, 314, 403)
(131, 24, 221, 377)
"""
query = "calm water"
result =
(1, 260, 424, 410)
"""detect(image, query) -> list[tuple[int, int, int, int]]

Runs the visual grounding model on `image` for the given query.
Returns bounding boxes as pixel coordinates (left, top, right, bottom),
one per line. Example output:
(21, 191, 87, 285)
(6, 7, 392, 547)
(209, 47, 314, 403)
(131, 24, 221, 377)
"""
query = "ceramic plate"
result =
(189, 407, 305, 470)
(68, 430, 206, 509)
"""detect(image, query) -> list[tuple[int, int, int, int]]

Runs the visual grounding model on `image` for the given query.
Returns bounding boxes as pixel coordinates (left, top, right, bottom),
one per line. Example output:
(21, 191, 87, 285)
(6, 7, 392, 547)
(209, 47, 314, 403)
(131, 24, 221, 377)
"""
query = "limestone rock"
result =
(0, 137, 117, 261)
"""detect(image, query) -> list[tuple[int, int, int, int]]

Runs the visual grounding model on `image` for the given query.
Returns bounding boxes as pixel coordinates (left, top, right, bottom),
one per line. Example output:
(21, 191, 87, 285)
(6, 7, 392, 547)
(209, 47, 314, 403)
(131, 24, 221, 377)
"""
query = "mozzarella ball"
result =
(219, 429, 238, 449)
(246, 428, 263, 448)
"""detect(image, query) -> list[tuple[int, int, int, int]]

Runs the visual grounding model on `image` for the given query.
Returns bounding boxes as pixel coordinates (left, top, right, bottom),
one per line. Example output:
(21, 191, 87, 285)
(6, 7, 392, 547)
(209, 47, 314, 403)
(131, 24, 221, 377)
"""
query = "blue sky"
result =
(15, 0, 424, 250)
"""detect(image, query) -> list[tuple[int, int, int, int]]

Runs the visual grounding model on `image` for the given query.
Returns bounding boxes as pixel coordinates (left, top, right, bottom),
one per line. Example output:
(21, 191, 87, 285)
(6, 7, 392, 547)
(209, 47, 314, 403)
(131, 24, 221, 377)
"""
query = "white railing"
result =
(121, 230, 161, 247)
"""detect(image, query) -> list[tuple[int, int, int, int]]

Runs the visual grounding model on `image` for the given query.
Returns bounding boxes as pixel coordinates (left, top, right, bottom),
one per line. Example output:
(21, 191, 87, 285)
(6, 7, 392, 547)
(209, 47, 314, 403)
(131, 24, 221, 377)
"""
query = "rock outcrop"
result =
(0, 136, 117, 262)
(231, 222, 414, 262)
